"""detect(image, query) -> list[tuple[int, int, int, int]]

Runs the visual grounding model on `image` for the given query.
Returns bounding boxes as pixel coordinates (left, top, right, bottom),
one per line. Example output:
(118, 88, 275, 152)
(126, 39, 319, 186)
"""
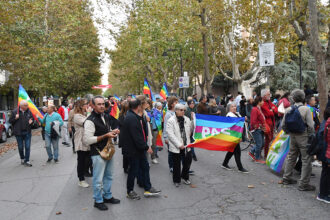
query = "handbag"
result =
(278, 102, 285, 114)
(97, 138, 116, 160)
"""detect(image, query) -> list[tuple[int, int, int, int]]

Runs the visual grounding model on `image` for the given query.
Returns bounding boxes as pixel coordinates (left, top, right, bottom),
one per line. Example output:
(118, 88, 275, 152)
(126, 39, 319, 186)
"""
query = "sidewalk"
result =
(0, 134, 76, 220)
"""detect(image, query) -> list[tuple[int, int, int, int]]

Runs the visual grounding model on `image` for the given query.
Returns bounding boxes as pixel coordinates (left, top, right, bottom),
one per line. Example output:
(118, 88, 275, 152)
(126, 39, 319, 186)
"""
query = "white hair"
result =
(154, 102, 162, 109)
(261, 89, 270, 98)
(174, 103, 186, 111)
(20, 100, 28, 105)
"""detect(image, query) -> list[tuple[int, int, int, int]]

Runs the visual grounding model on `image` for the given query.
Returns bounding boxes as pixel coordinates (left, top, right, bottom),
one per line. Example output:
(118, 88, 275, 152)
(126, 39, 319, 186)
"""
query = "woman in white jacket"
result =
(167, 104, 194, 187)
(221, 103, 249, 173)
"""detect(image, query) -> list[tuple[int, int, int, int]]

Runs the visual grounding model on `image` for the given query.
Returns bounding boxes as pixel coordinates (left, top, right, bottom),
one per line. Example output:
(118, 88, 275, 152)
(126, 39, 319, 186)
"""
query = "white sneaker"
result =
(182, 179, 191, 185)
(152, 159, 159, 164)
(78, 181, 89, 188)
(312, 161, 322, 167)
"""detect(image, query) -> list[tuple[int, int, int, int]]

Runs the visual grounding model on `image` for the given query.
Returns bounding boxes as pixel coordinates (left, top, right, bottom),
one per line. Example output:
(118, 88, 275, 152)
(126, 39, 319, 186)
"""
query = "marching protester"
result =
(185, 100, 198, 161)
(58, 100, 71, 146)
(9, 100, 34, 166)
(163, 96, 179, 172)
(248, 96, 266, 164)
(83, 95, 120, 211)
(41, 106, 48, 141)
(208, 98, 221, 115)
(167, 103, 194, 187)
(281, 89, 315, 191)
(197, 95, 208, 114)
(121, 98, 161, 200)
(221, 103, 249, 173)
(316, 107, 330, 203)
(37, 105, 63, 163)
(118, 100, 130, 173)
(261, 89, 278, 158)
(68, 102, 76, 153)
(73, 99, 90, 188)
(151, 102, 163, 164)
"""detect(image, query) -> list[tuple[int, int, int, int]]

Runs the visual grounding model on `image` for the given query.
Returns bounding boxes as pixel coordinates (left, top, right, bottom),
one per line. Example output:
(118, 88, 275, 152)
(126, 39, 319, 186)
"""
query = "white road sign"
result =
(179, 76, 189, 88)
(259, 43, 275, 66)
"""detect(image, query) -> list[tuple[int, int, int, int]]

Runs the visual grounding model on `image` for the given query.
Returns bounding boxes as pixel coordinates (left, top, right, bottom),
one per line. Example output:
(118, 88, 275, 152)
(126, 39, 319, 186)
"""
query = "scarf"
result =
(177, 116, 187, 146)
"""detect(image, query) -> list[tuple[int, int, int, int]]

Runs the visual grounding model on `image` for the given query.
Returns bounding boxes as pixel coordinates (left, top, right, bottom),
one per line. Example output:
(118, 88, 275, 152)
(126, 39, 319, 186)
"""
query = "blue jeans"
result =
(92, 155, 114, 203)
(45, 133, 59, 160)
(16, 132, 32, 162)
(251, 129, 264, 160)
(127, 154, 151, 193)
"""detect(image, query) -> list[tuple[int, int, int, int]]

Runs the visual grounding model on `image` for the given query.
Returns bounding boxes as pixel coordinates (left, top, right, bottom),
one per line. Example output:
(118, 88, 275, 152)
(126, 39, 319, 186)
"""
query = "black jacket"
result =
(9, 108, 34, 136)
(121, 110, 148, 158)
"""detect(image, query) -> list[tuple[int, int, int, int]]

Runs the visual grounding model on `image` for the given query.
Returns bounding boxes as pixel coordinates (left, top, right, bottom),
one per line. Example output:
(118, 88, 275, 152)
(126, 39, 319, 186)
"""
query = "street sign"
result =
(259, 43, 275, 66)
(179, 76, 189, 88)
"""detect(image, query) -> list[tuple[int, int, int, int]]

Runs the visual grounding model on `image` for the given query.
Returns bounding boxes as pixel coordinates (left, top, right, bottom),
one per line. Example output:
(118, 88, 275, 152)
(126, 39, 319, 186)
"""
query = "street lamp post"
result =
(298, 43, 302, 89)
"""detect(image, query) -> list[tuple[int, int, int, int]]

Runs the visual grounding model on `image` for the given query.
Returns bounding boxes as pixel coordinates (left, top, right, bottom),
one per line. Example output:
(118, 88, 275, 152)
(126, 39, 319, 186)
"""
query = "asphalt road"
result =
(0, 133, 328, 220)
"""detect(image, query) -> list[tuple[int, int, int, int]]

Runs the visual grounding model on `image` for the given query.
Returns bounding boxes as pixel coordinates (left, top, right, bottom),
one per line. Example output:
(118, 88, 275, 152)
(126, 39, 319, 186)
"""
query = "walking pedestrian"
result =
(68, 102, 76, 153)
(261, 89, 278, 158)
(221, 103, 249, 173)
(122, 99, 161, 200)
(167, 104, 194, 187)
(281, 89, 315, 191)
(37, 105, 63, 163)
(163, 96, 179, 173)
(9, 100, 34, 166)
(151, 102, 163, 164)
(41, 106, 48, 141)
(197, 95, 208, 114)
(185, 100, 198, 161)
(58, 100, 70, 146)
(73, 99, 90, 188)
(118, 100, 130, 173)
(83, 95, 120, 211)
(248, 97, 266, 164)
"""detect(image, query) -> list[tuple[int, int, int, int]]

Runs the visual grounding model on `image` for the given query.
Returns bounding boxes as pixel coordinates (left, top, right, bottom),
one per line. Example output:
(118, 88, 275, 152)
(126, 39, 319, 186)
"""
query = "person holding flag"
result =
(151, 102, 164, 164)
(9, 100, 34, 167)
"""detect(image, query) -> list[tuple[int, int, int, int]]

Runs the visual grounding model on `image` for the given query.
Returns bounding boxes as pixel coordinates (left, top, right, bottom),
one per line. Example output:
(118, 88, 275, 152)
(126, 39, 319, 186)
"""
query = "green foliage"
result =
(0, 0, 102, 98)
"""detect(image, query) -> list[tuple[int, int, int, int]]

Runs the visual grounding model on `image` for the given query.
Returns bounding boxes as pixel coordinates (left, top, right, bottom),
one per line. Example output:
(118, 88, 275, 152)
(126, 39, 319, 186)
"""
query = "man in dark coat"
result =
(122, 98, 161, 200)
(9, 100, 34, 166)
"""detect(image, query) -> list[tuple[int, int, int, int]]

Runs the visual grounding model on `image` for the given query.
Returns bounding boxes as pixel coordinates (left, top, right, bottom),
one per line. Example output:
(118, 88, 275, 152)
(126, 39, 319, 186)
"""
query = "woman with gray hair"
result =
(167, 103, 194, 186)
(221, 103, 249, 173)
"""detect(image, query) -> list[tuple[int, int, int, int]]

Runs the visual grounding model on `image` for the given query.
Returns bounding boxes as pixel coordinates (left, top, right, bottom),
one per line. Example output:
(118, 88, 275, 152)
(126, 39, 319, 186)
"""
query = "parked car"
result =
(0, 111, 13, 137)
(0, 123, 7, 143)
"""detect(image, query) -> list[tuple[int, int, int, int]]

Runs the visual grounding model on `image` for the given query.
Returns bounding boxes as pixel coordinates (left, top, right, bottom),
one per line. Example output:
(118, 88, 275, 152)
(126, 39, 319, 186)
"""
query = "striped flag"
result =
(18, 84, 44, 121)
(188, 114, 244, 152)
(110, 101, 119, 119)
(114, 95, 121, 101)
(159, 83, 169, 99)
(143, 78, 155, 101)
(153, 109, 163, 147)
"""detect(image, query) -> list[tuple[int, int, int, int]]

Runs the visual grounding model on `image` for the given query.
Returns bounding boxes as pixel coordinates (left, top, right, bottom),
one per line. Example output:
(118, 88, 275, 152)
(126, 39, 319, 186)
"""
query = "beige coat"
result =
(166, 115, 194, 154)
(73, 113, 90, 151)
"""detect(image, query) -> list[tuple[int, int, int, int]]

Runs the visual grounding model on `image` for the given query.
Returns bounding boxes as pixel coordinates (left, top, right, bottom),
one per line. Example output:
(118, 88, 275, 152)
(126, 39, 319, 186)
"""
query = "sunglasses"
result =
(179, 109, 185, 112)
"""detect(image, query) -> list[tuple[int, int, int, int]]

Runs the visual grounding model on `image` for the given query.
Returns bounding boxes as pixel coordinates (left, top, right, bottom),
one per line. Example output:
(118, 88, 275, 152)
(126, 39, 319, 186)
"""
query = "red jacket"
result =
(261, 99, 278, 128)
(325, 118, 330, 159)
(250, 106, 266, 131)
(278, 98, 291, 117)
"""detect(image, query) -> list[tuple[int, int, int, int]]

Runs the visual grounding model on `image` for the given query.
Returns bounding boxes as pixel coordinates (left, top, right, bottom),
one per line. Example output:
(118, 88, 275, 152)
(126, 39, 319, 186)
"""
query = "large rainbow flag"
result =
(153, 108, 163, 147)
(266, 130, 290, 173)
(110, 101, 119, 119)
(143, 78, 155, 101)
(114, 95, 121, 101)
(187, 114, 244, 152)
(159, 83, 169, 100)
(18, 84, 44, 121)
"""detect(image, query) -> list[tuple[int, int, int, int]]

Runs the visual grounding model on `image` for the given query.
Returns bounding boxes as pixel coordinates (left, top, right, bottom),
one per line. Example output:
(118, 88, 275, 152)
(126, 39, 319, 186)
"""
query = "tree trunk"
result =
(307, 0, 328, 120)
(200, 6, 211, 94)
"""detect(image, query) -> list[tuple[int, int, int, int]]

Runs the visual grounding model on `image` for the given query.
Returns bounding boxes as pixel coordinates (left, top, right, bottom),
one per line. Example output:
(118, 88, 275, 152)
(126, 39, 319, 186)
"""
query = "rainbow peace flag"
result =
(132, 94, 136, 99)
(143, 78, 155, 101)
(266, 131, 290, 173)
(110, 101, 119, 119)
(153, 108, 163, 147)
(18, 85, 44, 121)
(114, 95, 120, 101)
(159, 83, 169, 100)
(187, 114, 244, 152)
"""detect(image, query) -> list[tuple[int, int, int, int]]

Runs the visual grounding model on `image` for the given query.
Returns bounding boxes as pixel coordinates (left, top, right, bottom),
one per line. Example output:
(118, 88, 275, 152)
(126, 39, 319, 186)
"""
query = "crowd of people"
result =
(9, 87, 330, 210)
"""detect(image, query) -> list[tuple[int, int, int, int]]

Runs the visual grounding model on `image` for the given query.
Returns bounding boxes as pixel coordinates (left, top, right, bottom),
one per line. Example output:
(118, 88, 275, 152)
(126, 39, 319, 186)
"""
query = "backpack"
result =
(284, 105, 306, 133)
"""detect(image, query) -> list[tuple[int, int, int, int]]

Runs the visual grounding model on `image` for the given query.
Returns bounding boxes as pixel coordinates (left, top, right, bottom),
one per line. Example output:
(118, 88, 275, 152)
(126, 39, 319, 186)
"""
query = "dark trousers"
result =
(319, 162, 330, 197)
(123, 155, 129, 171)
(168, 149, 173, 169)
(223, 144, 243, 170)
(16, 132, 32, 162)
(84, 152, 93, 175)
(77, 151, 90, 181)
(41, 127, 45, 140)
(127, 154, 152, 193)
(71, 127, 75, 152)
(172, 150, 192, 183)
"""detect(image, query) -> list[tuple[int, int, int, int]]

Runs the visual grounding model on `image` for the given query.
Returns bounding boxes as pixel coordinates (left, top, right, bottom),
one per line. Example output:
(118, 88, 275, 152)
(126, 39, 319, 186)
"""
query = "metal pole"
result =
(298, 43, 302, 89)
(179, 48, 184, 100)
